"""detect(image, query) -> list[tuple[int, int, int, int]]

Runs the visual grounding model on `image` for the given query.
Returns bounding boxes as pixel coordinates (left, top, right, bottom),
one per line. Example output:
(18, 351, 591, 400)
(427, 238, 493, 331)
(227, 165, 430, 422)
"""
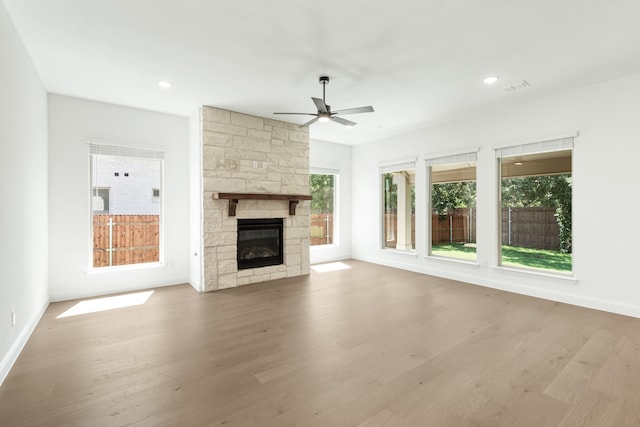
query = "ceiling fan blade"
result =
(312, 97, 328, 113)
(331, 116, 357, 127)
(273, 112, 316, 116)
(333, 106, 375, 115)
(300, 117, 319, 127)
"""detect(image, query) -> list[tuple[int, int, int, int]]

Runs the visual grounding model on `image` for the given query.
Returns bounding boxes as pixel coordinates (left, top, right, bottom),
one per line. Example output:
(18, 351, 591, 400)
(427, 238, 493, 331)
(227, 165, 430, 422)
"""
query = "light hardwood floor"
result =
(1, 260, 640, 426)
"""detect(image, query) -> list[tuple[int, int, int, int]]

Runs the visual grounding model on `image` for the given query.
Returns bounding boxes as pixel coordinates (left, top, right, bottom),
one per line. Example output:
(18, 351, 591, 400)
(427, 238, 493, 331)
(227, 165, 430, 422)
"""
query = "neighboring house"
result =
(91, 155, 161, 215)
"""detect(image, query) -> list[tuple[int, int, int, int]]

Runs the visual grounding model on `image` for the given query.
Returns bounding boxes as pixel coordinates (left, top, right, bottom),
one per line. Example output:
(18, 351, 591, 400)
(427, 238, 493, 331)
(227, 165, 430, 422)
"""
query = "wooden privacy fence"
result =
(502, 207, 559, 250)
(93, 215, 159, 267)
(310, 213, 334, 246)
(432, 207, 558, 249)
(432, 208, 476, 245)
(382, 207, 558, 249)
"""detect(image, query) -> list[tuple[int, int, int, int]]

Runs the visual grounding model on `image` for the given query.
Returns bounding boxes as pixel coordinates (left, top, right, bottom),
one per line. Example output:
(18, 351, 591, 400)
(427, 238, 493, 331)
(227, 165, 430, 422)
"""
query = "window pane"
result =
(500, 149, 572, 273)
(382, 170, 415, 251)
(430, 161, 477, 261)
(91, 154, 162, 268)
(309, 174, 335, 246)
(92, 187, 110, 213)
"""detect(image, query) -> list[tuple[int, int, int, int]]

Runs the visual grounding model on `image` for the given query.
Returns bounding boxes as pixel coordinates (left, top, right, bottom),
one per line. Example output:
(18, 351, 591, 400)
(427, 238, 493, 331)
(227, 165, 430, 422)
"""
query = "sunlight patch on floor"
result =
(311, 262, 352, 273)
(57, 290, 154, 318)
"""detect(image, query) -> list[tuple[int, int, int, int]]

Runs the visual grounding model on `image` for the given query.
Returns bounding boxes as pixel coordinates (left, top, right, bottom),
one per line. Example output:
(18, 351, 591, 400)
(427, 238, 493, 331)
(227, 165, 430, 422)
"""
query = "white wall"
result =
(47, 95, 190, 301)
(0, 2, 49, 384)
(309, 139, 352, 264)
(352, 72, 640, 317)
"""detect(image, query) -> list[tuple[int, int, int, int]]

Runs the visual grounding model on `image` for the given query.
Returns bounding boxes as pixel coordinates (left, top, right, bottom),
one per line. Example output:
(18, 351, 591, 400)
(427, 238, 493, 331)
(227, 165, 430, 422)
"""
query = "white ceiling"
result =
(4, 0, 640, 145)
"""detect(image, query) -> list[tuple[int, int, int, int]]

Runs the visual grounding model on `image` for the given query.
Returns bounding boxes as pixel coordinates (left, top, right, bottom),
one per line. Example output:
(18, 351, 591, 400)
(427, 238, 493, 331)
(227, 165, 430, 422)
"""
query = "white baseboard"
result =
(0, 299, 49, 387)
(48, 277, 190, 302)
(352, 253, 640, 319)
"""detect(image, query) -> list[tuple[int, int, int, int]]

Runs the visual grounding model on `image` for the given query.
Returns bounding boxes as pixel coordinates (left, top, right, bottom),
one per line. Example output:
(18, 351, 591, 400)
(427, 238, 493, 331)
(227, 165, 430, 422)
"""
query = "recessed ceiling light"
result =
(514, 162, 524, 166)
(158, 81, 172, 89)
(483, 76, 500, 85)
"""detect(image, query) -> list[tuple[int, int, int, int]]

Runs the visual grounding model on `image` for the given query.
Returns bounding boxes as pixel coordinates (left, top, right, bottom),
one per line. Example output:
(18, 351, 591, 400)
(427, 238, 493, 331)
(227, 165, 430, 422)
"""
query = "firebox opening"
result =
(237, 218, 284, 270)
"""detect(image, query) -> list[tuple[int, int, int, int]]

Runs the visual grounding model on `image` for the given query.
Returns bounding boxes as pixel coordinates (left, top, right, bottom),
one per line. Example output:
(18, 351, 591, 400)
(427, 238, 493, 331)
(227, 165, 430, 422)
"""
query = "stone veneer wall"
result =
(201, 106, 310, 291)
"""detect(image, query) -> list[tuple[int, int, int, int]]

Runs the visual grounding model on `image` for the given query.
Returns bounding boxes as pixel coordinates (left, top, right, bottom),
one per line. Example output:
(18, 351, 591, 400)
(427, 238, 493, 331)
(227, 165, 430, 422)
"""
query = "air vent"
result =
(502, 80, 531, 92)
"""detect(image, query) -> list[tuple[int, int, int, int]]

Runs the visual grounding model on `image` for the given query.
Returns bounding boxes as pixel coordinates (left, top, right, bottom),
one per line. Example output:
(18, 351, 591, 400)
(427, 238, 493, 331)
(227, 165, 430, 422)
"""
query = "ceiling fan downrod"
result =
(319, 76, 329, 105)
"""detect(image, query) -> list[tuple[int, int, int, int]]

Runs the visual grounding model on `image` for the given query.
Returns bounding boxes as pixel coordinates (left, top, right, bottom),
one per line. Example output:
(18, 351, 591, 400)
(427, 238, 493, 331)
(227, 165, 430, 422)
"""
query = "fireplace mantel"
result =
(213, 192, 313, 216)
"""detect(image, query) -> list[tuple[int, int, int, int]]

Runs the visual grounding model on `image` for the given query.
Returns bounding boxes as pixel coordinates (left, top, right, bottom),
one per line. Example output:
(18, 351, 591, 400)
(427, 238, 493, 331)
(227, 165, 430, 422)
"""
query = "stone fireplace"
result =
(201, 106, 310, 291)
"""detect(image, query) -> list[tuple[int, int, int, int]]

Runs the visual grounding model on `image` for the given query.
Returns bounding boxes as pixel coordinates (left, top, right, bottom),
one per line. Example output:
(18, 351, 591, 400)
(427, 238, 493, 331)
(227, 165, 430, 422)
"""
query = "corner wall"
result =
(0, 2, 49, 385)
(352, 72, 640, 317)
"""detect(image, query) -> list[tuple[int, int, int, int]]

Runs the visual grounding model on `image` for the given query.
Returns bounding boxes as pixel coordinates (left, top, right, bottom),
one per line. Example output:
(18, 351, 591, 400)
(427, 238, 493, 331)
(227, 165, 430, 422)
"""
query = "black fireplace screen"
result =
(237, 218, 284, 270)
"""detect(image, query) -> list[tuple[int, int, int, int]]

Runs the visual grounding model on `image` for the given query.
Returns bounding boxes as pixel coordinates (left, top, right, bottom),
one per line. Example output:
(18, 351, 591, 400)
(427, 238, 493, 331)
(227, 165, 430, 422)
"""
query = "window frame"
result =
(88, 143, 165, 271)
(426, 150, 478, 263)
(495, 135, 574, 277)
(309, 168, 339, 247)
(379, 158, 417, 253)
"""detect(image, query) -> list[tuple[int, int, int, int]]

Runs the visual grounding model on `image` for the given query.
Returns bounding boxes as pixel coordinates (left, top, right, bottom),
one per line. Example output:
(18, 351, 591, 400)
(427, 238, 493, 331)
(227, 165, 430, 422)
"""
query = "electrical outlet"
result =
(262, 162, 267, 169)
(11, 311, 15, 326)
(252, 161, 258, 168)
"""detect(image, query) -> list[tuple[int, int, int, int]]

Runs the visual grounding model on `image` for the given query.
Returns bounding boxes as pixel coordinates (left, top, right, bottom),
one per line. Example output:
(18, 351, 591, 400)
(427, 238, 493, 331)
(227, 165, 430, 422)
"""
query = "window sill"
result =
(87, 262, 166, 274)
(425, 255, 480, 268)
(382, 248, 418, 257)
(493, 265, 577, 285)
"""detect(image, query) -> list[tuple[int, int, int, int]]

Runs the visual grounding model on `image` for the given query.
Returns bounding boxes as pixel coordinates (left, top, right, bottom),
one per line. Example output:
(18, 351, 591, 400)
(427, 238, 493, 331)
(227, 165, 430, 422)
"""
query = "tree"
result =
(431, 181, 476, 216)
(309, 174, 334, 214)
(383, 173, 397, 213)
(501, 174, 572, 253)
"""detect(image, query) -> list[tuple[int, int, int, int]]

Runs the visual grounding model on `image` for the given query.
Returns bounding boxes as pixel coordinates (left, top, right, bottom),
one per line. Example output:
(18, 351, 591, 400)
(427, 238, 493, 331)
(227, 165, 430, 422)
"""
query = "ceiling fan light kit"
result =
(274, 76, 374, 128)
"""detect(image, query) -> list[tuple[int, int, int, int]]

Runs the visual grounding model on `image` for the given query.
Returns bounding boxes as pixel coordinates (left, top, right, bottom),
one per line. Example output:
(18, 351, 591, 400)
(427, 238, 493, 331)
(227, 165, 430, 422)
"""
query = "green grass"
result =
(431, 243, 572, 273)
(501, 246, 572, 273)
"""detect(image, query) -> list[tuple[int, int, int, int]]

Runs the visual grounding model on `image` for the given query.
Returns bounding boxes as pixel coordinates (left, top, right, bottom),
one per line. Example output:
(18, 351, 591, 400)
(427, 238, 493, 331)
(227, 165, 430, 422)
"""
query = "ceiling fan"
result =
(274, 76, 374, 127)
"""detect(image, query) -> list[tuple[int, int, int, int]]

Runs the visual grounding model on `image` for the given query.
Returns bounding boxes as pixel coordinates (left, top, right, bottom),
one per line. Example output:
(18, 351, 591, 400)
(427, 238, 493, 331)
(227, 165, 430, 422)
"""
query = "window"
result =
(309, 170, 337, 246)
(380, 159, 416, 251)
(427, 152, 477, 261)
(89, 144, 164, 268)
(496, 137, 573, 274)
(92, 187, 110, 213)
